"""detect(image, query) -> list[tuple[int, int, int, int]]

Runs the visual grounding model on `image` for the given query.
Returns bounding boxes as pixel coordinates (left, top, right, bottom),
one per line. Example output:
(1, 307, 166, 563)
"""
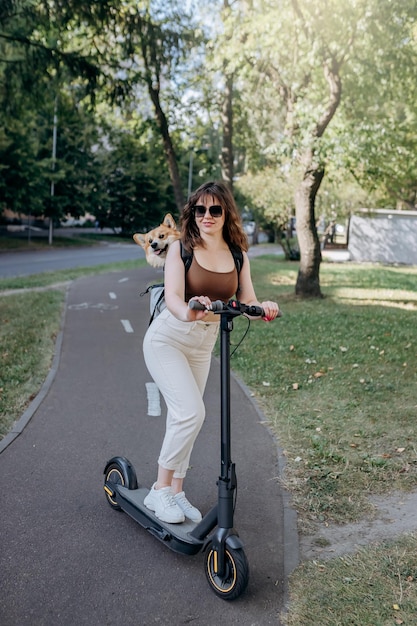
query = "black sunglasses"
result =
(194, 205, 223, 218)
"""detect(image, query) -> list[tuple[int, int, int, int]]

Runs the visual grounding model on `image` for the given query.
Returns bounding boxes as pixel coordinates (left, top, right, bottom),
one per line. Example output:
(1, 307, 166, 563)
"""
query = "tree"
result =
(0, 0, 197, 226)
(221, 0, 370, 296)
(236, 167, 296, 240)
(335, 1, 417, 210)
(93, 121, 177, 234)
(108, 1, 202, 211)
(220, 0, 417, 296)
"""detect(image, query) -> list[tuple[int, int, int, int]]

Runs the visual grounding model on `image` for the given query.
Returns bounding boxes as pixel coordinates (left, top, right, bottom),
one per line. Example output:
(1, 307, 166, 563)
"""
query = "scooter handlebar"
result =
(189, 299, 277, 318)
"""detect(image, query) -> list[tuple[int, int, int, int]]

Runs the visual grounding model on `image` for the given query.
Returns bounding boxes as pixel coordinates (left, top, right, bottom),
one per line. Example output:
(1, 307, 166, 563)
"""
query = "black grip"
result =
(211, 300, 226, 312)
(245, 305, 265, 317)
(188, 299, 225, 311)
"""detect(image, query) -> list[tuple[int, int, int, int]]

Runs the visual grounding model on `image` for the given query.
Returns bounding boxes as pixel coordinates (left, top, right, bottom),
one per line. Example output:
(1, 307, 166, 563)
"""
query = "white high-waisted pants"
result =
(143, 307, 219, 479)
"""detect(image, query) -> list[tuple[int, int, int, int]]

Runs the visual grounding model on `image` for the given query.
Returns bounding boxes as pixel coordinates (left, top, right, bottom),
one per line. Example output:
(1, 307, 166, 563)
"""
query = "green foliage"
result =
(1, 0, 417, 239)
(334, 0, 417, 208)
(0, 0, 202, 223)
(0, 113, 49, 215)
(92, 119, 178, 233)
(235, 167, 297, 234)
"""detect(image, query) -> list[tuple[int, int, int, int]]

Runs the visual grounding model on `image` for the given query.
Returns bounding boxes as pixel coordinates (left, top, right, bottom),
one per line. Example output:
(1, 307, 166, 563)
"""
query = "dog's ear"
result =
(163, 213, 177, 230)
(133, 233, 147, 248)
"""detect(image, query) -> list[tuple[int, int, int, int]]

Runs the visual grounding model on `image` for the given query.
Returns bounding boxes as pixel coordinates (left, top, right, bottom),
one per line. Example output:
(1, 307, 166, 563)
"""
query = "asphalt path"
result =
(0, 265, 298, 625)
(0, 242, 144, 278)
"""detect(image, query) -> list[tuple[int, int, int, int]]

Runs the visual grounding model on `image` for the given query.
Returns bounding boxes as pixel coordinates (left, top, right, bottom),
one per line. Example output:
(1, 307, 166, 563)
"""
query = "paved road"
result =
(0, 237, 350, 280)
(0, 242, 144, 278)
(0, 266, 298, 625)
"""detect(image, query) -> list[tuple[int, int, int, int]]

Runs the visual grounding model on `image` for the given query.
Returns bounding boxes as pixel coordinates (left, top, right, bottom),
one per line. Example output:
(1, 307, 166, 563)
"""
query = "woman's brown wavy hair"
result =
(180, 181, 248, 253)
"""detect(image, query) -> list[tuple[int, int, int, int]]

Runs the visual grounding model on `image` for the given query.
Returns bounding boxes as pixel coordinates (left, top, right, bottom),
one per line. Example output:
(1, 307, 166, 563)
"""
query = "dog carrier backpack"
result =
(142, 243, 244, 325)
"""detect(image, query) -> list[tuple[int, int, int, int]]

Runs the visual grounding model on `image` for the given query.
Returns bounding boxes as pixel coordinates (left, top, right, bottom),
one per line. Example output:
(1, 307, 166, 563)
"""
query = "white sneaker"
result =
(144, 484, 185, 524)
(173, 491, 202, 523)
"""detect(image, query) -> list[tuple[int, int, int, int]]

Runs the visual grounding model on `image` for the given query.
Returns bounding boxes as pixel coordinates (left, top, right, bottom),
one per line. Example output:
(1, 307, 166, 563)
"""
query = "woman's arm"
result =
(237, 252, 280, 321)
(164, 241, 210, 322)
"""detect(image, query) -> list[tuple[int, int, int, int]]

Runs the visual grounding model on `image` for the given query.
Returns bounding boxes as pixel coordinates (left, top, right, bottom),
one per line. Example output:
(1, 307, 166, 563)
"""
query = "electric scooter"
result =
(103, 299, 273, 600)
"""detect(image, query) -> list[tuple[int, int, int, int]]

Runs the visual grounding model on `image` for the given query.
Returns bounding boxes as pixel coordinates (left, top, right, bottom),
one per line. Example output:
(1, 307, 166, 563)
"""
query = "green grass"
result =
(0, 290, 65, 438)
(0, 259, 144, 292)
(1, 252, 417, 624)
(285, 533, 417, 625)
(230, 259, 417, 531)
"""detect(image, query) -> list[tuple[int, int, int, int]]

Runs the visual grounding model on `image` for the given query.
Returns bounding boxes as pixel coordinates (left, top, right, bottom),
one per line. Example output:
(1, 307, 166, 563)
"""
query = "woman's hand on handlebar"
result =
(260, 301, 280, 322)
(187, 296, 213, 320)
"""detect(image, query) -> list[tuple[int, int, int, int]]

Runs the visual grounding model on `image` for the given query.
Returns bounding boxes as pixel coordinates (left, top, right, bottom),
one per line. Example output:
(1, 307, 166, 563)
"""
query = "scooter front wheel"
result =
(205, 545, 249, 600)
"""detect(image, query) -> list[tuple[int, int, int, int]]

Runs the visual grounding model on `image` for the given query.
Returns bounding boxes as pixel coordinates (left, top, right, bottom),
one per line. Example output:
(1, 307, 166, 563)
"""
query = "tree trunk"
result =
(148, 85, 185, 212)
(293, 53, 342, 297)
(138, 14, 186, 214)
(295, 153, 324, 297)
(220, 73, 234, 191)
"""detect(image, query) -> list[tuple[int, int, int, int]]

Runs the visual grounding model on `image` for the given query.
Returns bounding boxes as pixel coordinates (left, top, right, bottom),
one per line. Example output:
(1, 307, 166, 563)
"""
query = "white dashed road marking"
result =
(121, 319, 134, 333)
(145, 382, 161, 416)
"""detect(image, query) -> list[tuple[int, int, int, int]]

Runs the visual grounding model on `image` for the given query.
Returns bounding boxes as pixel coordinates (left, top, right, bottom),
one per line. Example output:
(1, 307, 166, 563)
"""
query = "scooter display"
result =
(103, 299, 271, 600)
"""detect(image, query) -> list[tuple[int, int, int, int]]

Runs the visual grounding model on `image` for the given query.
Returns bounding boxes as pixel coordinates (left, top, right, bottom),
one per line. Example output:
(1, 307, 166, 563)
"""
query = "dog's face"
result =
(133, 213, 180, 268)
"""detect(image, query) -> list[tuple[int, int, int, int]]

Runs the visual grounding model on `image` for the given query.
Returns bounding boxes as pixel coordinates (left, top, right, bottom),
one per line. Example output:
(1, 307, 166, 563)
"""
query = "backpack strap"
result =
(180, 241, 193, 272)
(229, 246, 243, 275)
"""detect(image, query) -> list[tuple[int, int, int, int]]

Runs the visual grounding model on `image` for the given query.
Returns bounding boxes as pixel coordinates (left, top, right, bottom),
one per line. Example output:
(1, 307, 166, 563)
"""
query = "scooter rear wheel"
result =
(104, 462, 129, 511)
(205, 545, 249, 600)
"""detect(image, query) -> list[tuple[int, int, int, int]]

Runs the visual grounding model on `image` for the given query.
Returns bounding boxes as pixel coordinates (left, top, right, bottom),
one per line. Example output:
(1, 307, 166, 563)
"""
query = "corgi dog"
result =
(133, 213, 180, 268)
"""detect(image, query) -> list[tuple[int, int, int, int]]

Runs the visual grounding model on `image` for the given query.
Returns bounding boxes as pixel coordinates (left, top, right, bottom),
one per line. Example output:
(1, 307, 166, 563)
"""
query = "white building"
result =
(348, 208, 417, 265)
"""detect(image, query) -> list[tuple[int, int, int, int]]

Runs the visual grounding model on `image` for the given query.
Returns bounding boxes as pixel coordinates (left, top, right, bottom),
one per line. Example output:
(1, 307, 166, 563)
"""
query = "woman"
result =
(143, 181, 279, 524)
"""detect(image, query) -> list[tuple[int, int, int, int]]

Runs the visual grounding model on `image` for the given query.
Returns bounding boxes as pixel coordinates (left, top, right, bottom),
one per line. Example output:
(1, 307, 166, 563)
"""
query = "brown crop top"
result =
(185, 255, 239, 302)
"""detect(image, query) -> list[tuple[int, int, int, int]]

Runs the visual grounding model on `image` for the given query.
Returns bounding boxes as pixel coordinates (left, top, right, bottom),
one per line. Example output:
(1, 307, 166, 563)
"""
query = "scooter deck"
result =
(115, 485, 206, 554)
(119, 486, 198, 534)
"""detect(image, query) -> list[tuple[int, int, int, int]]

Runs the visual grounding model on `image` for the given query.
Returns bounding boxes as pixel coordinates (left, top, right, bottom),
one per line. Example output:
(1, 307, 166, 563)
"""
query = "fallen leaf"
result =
(262, 381, 270, 387)
(292, 383, 299, 390)
(290, 345, 295, 351)
(396, 447, 406, 453)
(393, 603, 400, 610)
(340, 346, 348, 352)
(314, 372, 324, 378)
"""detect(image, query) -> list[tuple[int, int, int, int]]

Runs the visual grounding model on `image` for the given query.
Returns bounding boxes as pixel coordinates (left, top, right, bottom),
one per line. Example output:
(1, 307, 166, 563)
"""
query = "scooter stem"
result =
(217, 311, 235, 530)
(220, 313, 232, 476)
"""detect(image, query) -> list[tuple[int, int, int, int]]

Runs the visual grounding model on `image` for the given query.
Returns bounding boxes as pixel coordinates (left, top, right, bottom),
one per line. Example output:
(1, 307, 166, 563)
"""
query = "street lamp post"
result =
(187, 147, 194, 199)
(49, 96, 58, 245)
(187, 143, 210, 198)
